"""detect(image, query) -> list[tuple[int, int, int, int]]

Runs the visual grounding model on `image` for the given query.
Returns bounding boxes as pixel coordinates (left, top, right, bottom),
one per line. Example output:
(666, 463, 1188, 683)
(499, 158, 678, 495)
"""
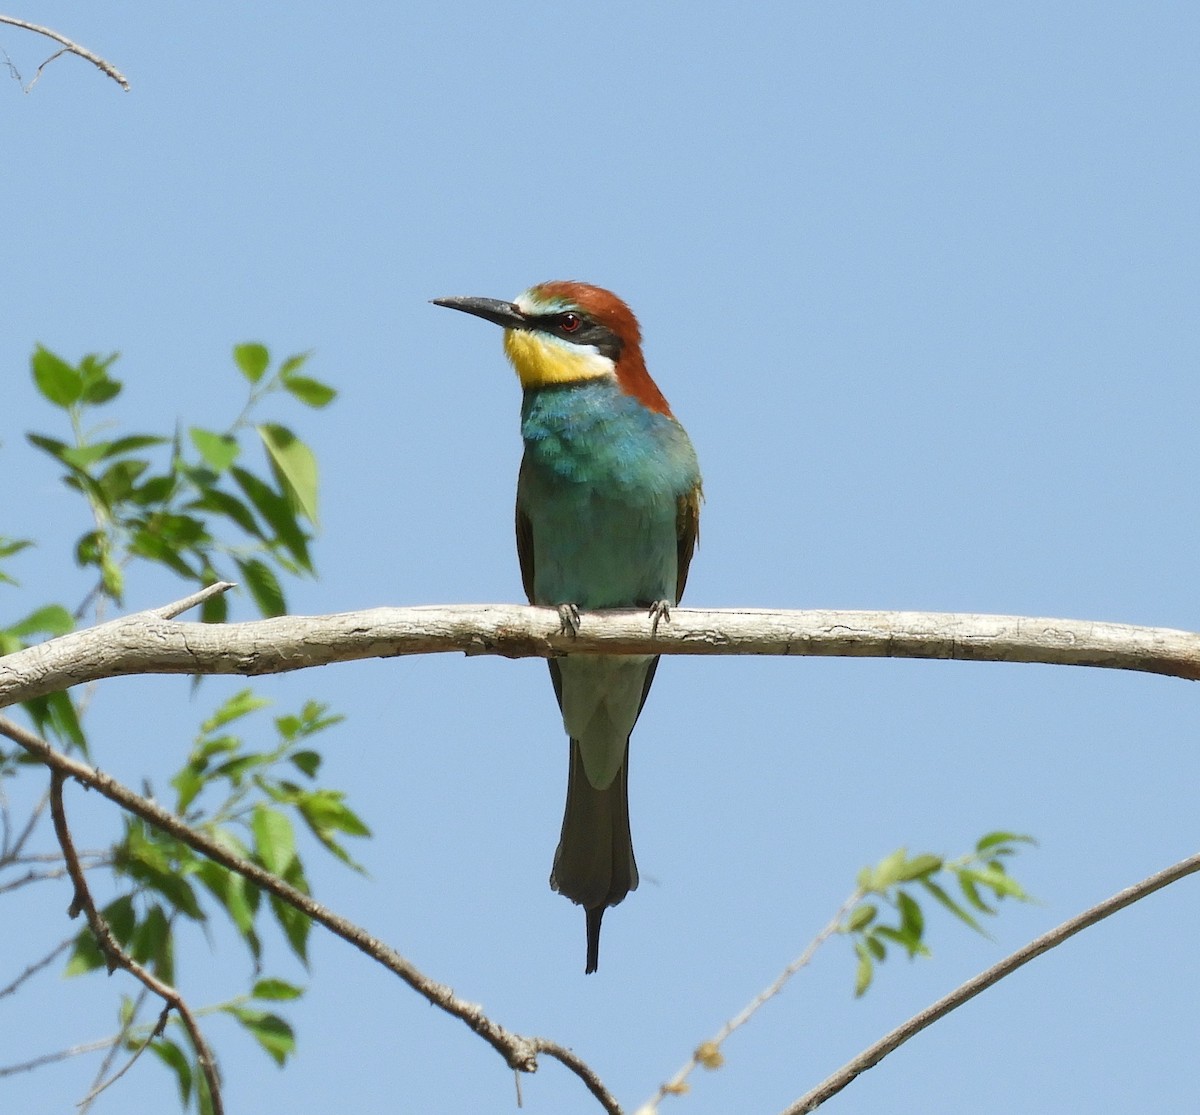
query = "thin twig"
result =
(0, 936, 73, 998)
(0, 865, 73, 894)
(77, 1000, 167, 1112)
(534, 1040, 622, 1114)
(0, 15, 129, 90)
(637, 893, 863, 1114)
(785, 851, 1200, 1113)
(2, 787, 48, 861)
(154, 580, 236, 620)
(0, 1036, 119, 1078)
(47, 770, 224, 1115)
(0, 715, 611, 1106)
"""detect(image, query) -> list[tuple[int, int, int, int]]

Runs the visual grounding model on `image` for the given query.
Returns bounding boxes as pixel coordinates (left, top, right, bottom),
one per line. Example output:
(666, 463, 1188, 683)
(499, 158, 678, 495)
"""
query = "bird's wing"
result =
(675, 483, 702, 603)
(515, 460, 536, 604)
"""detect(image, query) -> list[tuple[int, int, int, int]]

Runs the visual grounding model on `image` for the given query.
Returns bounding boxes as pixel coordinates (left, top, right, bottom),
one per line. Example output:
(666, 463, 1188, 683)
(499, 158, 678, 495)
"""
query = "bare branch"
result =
(784, 850, 1200, 1114)
(533, 1041, 622, 1114)
(77, 1000, 167, 1112)
(4, 596, 1200, 712)
(0, 936, 73, 998)
(0, 716, 613, 1106)
(0, 14, 129, 90)
(0, 865, 73, 894)
(638, 893, 863, 1114)
(0, 1036, 120, 1078)
(1, 787, 48, 861)
(48, 771, 224, 1115)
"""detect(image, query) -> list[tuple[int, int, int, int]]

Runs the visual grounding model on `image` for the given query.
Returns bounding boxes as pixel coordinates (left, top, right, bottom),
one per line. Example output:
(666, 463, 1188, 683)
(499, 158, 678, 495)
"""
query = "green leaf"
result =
(958, 873, 994, 915)
(25, 690, 88, 752)
(187, 488, 263, 538)
(234, 343, 270, 384)
(78, 352, 122, 404)
(172, 767, 205, 814)
(843, 903, 876, 933)
(128, 526, 201, 580)
(231, 467, 312, 572)
(976, 831, 1037, 854)
(64, 896, 136, 975)
(8, 604, 74, 639)
(131, 474, 177, 506)
(863, 847, 908, 892)
(200, 590, 228, 625)
(290, 750, 322, 778)
(853, 941, 874, 997)
(920, 877, 986, 935)
(59, 444, 109, 469)
(131, 903, 175, 982)
(258, 424, 319, 526)
(297, 788, 372, 857)
(896, 891, 924, 940)
(966, 864, 1032, 902)
(26, 432, 71, 463)
(64, 927, 106, 976)
(97, 458, 150, 503)
(252, 805, 297, 875)
(227, 1007, 296, 1066)
(271, 860, 312, 964)
(119, 828, 205, 920)
(282, 375, 337, 408)
(277, 352, 311, 379)
(31, 346, 82, 406)
(99, 434, 168, 459)
(100, 554, 125, 602)
(251, 977, 304, 1001)
(235, 557, 286, 618)
(149, 1039, 193, 1106)
(895, 853, 943, 882)
(202, 689, 272, 733)
(189, 427, 240, 472)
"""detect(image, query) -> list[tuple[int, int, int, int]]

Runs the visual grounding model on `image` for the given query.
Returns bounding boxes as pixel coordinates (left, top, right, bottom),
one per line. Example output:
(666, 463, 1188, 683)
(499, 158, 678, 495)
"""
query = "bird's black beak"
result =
(431, 295, 527, 330)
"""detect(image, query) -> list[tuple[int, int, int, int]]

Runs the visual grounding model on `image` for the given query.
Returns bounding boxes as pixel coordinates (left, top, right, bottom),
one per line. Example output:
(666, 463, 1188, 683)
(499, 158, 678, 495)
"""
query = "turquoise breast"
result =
(518, 381, 700, 609)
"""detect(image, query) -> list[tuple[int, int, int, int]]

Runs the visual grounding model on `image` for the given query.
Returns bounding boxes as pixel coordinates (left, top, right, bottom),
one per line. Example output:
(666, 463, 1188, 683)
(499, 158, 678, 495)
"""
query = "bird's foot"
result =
(648, 599, 671, 635)
(557, 603, 581, 637)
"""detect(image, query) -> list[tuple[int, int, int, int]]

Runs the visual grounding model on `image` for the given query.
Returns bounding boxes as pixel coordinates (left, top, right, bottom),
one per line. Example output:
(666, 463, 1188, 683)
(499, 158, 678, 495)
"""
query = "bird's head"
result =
(433, 280, 672, 414)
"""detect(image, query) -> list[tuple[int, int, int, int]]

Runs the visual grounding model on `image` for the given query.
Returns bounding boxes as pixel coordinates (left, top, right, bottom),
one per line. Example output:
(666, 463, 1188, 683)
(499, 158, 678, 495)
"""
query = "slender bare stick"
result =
(637, 893, 863, 1114)
(0, 716, 616, 1109)
(47, 771, 224, 1115)
(784, 851, 1200, 1114)
(0, 15, 129, 90)
(77, 1001, 168, 1112)
(0, 936, 73, 998)
(0, 1037, 121, 1078)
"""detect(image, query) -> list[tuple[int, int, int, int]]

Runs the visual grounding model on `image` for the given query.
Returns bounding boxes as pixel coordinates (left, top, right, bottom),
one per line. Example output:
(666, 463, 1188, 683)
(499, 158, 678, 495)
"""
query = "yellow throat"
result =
(503, 329, 615, 390)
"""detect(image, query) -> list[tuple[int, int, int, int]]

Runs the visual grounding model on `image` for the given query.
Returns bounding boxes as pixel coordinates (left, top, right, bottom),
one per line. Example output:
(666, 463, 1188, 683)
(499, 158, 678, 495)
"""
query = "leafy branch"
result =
(638, 838, 1035, 1114)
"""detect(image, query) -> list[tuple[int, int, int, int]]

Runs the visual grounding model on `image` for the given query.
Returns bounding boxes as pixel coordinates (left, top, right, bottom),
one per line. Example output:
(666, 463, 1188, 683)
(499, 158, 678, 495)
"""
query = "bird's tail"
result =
(550, 737, 639, 974)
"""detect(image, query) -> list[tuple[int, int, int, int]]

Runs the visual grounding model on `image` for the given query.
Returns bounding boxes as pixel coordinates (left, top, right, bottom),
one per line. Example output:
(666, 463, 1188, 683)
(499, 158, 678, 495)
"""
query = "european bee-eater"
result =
(433, 281, 702, 972)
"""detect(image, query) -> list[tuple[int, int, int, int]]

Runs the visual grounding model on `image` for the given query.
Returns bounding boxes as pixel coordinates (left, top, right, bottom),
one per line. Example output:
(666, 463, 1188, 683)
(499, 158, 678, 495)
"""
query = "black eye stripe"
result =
(525, 311, 623, 362)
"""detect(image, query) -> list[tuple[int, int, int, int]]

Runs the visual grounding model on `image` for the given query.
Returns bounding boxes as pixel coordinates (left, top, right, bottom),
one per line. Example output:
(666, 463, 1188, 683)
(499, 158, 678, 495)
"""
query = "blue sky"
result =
(3, 2, 1199, 1112)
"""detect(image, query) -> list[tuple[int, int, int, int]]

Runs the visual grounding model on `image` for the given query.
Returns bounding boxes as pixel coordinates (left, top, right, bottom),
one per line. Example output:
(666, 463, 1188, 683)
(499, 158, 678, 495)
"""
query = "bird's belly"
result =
(529, 492, 678, 609)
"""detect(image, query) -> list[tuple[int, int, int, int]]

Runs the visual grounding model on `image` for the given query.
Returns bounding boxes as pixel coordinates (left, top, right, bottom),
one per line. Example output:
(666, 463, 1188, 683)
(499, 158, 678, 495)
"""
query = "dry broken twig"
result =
(0, 14, 129, 91)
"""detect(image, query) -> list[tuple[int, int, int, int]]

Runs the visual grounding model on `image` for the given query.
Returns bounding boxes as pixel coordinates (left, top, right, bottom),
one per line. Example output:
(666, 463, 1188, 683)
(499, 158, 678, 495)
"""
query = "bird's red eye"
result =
(559, 313, 581, 333)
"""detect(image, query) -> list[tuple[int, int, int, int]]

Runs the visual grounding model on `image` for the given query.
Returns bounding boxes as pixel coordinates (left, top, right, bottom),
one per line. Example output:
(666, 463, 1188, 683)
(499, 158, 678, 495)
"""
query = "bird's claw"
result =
(557, 603, 581, 637)
(648, 599, 671, 635)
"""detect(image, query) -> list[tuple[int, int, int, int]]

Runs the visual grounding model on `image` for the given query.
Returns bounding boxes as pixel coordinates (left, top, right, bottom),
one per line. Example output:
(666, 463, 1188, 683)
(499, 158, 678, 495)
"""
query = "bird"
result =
(433, 281, 701, 972)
